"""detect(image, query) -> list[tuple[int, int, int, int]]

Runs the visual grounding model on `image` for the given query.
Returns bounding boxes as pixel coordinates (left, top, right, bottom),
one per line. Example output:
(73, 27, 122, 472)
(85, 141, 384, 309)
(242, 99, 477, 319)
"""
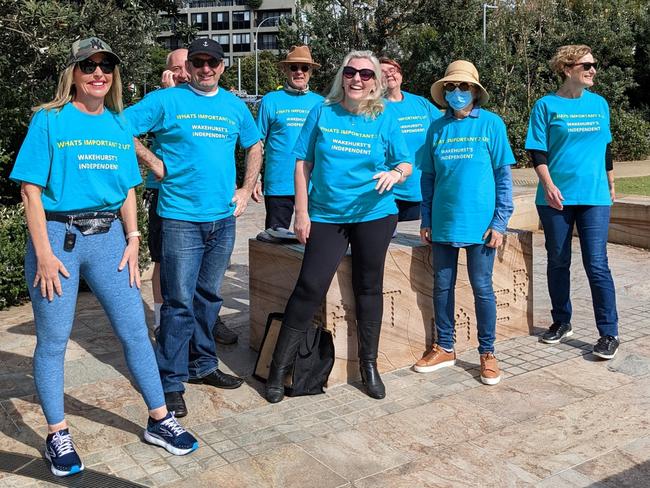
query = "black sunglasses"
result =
(443, 82, 472, 92)
(571, 62, 598, 71)
(78, 59, 116, 75)
(190, 57, 221, 69)
(342, 66, 376, 81)
(290, 64, 310, 73)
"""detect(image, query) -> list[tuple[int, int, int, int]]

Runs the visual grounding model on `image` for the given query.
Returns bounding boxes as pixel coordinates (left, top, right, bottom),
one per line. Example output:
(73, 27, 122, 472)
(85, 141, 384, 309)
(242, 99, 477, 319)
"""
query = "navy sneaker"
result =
(144, 413, 198, 456)
(541, 322, 573, 344)
(593, 335, 620, 359)
(44, 429, 84, 477)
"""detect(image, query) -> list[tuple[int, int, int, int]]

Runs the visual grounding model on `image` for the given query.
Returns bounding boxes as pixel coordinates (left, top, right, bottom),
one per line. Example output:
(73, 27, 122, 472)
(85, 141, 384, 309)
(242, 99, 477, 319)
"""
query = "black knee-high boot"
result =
(357, 321, 386, 399)
(265, 324, 305, 403)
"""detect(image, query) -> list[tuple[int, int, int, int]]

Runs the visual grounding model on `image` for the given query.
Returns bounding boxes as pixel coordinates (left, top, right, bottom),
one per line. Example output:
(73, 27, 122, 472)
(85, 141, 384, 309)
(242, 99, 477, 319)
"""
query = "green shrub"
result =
(610, 108, 650, 161)
(0, 204, 28, 309)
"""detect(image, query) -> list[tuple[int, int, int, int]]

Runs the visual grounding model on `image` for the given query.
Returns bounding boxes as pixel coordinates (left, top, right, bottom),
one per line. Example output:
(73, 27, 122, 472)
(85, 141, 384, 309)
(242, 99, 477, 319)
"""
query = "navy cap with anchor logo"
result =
(67, 37, 121, 66)
(187, 38, 224, 62)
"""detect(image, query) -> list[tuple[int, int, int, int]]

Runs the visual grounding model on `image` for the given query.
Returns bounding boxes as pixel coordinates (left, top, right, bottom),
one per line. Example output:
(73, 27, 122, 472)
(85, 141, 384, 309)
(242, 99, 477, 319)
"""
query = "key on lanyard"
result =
(63, 217, 76, 252)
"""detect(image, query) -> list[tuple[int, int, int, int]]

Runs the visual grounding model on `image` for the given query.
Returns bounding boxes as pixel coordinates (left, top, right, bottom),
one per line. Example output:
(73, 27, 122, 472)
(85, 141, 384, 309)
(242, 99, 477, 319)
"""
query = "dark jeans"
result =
(157, 215, 236, 393)
(432, 243, 497, 354)
(145, 189, 162, 263)
(264, 195, 295, 230)
(283, 214, 398, 331)
(537, 205, 618, 337)
(396, 199, 421, 222)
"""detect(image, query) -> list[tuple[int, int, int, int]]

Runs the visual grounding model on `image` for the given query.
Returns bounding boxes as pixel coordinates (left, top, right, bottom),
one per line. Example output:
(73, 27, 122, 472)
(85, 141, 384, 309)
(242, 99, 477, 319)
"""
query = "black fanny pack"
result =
(45, 211, 118, 236)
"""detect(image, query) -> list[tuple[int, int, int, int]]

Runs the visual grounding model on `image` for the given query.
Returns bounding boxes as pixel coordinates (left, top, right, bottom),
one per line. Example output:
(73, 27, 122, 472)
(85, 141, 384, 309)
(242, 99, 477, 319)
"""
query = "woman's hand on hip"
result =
(373, 170, 401, 194)
(118, 239, 141, 288)
(34, 252, 70, 301)
(543, 182, 564, 210)
(420, 227, 432, 244)
(294, 211, 311, 245)
(483, 228, 504, 249)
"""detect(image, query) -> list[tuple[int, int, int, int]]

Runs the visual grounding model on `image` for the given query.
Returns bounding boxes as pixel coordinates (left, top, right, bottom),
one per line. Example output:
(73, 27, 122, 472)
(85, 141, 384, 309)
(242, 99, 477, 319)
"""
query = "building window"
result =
(256, 10, 292, 27)
(223, 57, 231, 68)
(191, 12, 209, 31)
(158, 36, 183, 50)
(259, 33, 278, 50)
(232, 11, 250, 30)
(213, 34, 230, 52)
(232, 33, 250, 52)
(211, 11, 229, 30)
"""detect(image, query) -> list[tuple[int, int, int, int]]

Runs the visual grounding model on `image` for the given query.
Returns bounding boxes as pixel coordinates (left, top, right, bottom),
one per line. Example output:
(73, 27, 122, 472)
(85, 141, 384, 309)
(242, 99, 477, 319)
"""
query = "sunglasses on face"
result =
(290, 64, 310, 73)
(571, 62, 598, 71)
(78, 59, 116, 75)
(443, 82, 472, 92)
(342, 66, 376, 81)
(190, 57, 221, 69)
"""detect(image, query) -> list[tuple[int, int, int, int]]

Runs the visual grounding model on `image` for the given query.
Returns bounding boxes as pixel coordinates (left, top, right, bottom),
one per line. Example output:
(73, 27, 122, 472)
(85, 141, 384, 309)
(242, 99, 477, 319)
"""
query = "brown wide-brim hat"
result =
(279, 45, 321, 69)
(430, 60, 489, 107)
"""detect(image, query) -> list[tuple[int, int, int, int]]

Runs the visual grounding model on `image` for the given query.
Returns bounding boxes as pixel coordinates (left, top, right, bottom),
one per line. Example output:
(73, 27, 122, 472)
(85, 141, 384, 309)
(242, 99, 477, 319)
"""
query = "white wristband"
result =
(126, 230, 141, 240)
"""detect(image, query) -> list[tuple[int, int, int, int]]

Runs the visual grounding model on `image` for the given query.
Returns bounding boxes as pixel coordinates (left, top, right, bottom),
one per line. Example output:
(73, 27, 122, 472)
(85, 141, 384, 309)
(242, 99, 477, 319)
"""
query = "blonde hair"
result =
(34, 62, 124, 113)
(549, 45, 593, 80)
(326, 50, 385, 119)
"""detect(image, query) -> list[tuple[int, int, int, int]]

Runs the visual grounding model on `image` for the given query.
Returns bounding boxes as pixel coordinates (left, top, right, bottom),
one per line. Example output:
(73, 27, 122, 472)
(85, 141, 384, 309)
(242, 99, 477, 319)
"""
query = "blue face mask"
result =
(445, 88, 474, 111)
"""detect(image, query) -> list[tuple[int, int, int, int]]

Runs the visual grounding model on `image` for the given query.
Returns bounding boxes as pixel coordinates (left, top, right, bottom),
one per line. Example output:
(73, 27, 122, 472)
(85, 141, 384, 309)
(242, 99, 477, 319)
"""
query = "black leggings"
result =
(283, 214, 398, 331)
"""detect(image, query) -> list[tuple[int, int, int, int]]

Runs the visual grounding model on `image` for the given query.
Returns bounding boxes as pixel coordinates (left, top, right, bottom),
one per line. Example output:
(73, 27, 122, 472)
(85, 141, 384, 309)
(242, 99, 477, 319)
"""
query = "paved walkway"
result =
(1, 193, 650, 487)
(512, 158, 650, 186)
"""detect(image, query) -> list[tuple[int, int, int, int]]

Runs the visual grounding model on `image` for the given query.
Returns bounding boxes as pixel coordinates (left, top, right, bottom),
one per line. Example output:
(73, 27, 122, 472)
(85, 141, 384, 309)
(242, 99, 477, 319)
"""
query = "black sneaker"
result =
(541, 322, 573, 344)
(593, 335, 619, 359)
(44, 429, 84, 477)
(213, 316, 238, 345)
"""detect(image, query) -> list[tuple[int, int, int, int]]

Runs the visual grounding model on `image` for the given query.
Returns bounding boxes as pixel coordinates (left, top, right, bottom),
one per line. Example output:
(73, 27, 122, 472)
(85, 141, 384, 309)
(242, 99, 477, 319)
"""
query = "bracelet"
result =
(126, 230, 141, 240)
(391, 167, 404, 176)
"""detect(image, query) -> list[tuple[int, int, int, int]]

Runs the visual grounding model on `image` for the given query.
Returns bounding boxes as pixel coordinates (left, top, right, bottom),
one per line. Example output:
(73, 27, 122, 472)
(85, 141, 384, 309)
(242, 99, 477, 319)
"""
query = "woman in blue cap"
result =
(10, 37, 198, 477)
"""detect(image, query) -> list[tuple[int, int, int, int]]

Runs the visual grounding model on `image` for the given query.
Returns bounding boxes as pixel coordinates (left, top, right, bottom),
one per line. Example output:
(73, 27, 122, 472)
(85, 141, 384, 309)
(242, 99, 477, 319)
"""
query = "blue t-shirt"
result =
(385, 91, 442, 202)
(10, 103, 141, 212)
(124, 84, 260, 222)
(525, 90, 612, 206)
(293, 102, 411, 223)
(422, 108, 516, 244)
(257, 89, 324, 196)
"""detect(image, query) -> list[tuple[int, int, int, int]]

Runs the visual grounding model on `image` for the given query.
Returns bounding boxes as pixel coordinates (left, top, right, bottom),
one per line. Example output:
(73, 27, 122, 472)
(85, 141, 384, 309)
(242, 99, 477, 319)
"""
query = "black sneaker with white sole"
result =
(593, 335, 619, 359)
(541, 322, 573, 344)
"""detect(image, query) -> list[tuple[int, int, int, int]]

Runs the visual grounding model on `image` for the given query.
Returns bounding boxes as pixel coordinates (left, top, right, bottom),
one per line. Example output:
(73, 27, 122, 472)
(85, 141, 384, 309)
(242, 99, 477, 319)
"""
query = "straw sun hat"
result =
(430, 60, 489, 107)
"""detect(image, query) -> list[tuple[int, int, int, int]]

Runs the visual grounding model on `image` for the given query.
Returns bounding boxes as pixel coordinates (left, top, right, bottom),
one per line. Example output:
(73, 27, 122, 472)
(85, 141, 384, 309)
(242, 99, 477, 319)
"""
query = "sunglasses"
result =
(190, 57, 221, 69)
(78, 59, 116, 75)
(443, 82, 472, 92)
(290, 64, 310, 73)
(571, 62, 598, 71)
(342, 66, 376, 81)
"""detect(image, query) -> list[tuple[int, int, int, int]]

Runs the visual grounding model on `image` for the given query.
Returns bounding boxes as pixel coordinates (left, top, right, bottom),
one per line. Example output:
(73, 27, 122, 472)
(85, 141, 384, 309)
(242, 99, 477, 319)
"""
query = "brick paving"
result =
(1, 197, 649, 487)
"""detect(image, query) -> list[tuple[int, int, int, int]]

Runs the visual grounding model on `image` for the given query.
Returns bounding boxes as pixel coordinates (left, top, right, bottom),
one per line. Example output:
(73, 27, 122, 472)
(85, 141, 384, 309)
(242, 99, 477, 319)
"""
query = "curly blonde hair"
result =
(549, 45, 593, 80)
(325, 50, 385, 119)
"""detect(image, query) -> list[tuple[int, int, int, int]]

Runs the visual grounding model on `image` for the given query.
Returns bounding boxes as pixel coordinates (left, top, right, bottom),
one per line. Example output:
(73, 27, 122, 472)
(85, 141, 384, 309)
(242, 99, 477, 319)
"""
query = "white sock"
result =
(441, 346, 454, 353)
(154, 302, 162, 328)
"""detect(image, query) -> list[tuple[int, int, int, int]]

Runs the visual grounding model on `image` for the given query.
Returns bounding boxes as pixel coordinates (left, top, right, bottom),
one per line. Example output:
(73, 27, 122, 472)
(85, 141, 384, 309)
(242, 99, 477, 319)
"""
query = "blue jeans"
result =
(25, 221, 165, 425)
(157, 216, 236, 393)
(537, 205, 618, 337)
(432, 243, 497, 354)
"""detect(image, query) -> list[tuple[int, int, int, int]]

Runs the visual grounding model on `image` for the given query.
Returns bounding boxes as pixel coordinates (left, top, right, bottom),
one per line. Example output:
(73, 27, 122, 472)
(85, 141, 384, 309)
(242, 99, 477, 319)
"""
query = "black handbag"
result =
(254, 313, 335, 397)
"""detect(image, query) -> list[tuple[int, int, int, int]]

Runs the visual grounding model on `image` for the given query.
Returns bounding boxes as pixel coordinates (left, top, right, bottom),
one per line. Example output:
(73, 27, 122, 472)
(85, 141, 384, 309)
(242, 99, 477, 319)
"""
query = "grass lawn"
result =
(616, 175, 650, 196)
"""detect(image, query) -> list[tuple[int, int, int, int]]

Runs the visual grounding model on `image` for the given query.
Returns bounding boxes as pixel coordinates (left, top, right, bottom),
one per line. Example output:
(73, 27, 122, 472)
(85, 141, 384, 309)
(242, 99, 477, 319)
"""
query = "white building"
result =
(158, 0, 296, 68)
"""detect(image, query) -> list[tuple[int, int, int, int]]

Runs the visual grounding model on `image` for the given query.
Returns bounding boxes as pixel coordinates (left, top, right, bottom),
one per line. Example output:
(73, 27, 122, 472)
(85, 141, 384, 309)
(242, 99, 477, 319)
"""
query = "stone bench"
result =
(249, 230, 534, 385)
